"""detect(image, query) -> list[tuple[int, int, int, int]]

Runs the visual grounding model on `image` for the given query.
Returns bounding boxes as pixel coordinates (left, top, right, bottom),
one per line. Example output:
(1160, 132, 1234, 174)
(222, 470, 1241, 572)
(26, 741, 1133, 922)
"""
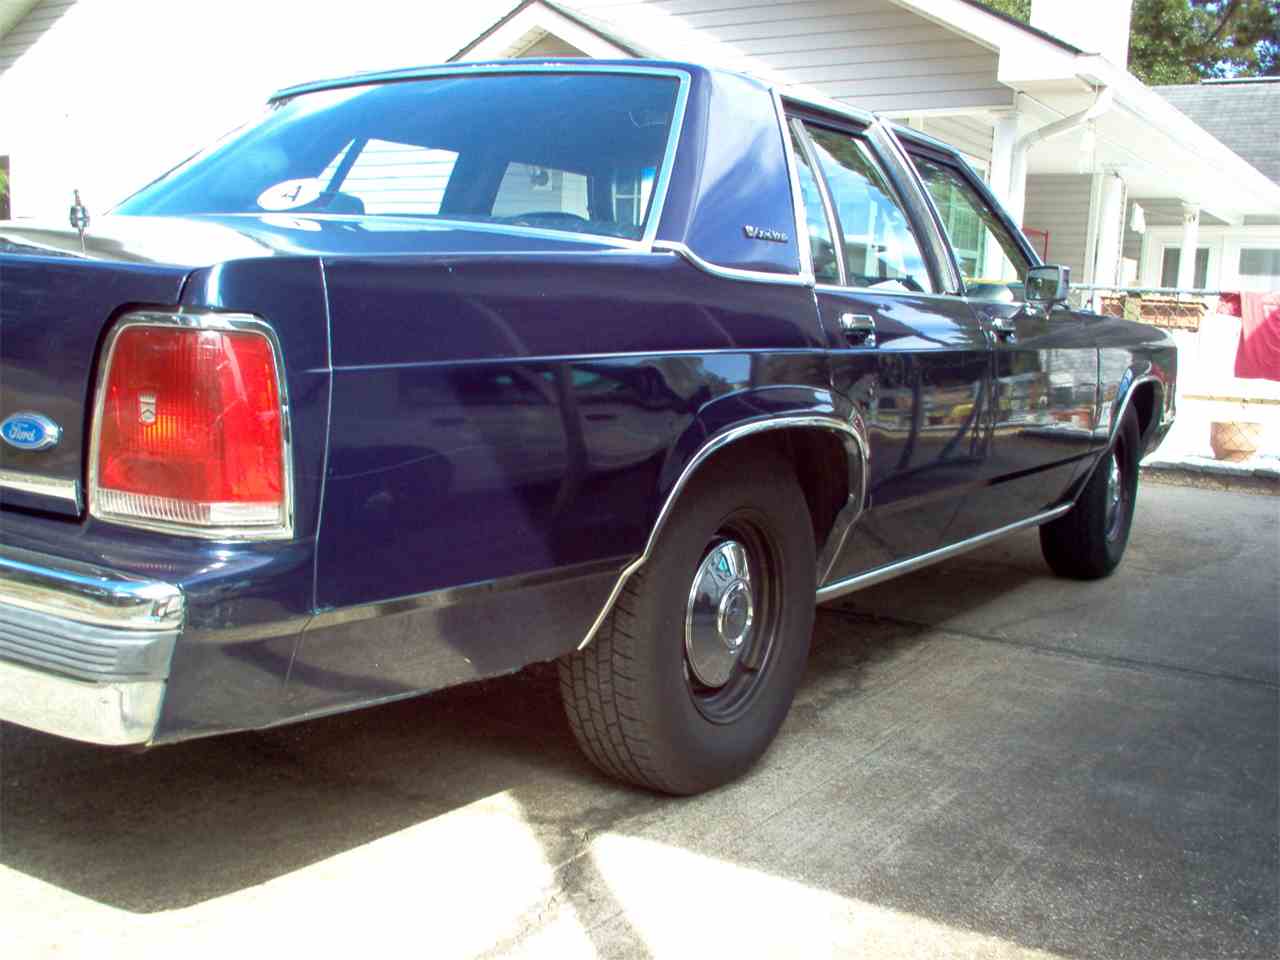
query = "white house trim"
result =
(453, 2, 634, 62)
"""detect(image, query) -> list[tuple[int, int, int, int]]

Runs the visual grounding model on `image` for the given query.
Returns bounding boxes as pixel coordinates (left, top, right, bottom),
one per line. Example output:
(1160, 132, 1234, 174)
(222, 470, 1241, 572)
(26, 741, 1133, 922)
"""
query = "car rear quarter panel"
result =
(286, 252, 831, 720)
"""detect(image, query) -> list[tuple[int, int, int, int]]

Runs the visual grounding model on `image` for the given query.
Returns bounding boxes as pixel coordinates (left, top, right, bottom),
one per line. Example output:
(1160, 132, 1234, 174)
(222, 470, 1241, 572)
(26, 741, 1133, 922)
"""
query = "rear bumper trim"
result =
(0, 546, 183, 745)
(0, 658, 166, 745)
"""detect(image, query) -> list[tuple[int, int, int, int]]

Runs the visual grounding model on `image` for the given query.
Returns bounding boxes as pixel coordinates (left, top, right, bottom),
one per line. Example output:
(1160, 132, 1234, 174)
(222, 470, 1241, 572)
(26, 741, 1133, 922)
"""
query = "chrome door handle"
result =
(987, 315, 1017, 338)
(838, 313, 877, 347)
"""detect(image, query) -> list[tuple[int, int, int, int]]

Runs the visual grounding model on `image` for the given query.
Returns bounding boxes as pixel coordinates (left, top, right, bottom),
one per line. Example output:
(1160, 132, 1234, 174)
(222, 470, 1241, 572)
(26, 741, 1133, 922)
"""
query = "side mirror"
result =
(1025, 264, 1070, 306)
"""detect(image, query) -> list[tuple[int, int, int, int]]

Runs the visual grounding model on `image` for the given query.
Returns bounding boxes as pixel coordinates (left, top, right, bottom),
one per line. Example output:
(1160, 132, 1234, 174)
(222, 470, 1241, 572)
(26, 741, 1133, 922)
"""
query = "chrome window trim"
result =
(773, 89, 820, 284)
(270, 64, 692, 251)
(784, 114, 848, 288)
(0, 469, 81, 508)
(813, 282, 962, 303)
(868, 119, 963, 295)
(654, 240, 814, 286)
(87, 309, 296, 541)
(579, 413, 868, 650)
(816, 503, 1074, 602)
(773, 87, 877, 128)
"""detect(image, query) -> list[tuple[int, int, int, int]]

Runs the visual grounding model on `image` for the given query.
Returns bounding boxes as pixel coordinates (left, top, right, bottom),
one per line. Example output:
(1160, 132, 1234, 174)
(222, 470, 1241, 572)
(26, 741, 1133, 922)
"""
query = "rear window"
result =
(116, 72, 683, 242)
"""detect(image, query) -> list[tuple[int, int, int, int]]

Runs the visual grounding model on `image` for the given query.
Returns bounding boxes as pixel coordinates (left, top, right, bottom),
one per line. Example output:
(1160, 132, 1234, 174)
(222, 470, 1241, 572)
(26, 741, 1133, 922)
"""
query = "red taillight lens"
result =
(93, 323, 288, 534)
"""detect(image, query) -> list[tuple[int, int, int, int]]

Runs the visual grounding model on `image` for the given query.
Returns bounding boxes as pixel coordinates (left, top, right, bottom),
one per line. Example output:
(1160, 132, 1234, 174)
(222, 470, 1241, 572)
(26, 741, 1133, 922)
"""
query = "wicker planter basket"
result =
(1209, 422, 1263, 462)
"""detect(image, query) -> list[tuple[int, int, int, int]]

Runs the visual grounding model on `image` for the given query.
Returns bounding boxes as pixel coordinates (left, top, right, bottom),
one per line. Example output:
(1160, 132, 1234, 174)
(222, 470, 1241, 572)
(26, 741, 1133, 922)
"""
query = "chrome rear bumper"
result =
(0, 546, 183, 745)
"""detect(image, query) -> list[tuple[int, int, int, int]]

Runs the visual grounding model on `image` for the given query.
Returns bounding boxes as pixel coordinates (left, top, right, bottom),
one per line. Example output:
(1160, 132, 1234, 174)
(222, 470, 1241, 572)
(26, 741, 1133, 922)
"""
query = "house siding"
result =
(1023, 175, 1092, 281)
(921, 115, 993, 165)
(570, 0, 1012, 114)
(0, 0, 75, 76)
(515, 31, 589, 57)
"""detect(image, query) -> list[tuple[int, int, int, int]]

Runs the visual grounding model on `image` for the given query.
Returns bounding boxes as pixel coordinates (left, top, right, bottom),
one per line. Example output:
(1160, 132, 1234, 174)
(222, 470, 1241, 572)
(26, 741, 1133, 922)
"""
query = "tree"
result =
(981, 0, 1280, 84)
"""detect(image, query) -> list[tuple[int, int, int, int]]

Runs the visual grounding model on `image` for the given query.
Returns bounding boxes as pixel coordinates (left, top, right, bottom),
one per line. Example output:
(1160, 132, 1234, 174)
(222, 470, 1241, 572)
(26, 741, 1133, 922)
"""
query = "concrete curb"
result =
(1141, 457, 1280, 495)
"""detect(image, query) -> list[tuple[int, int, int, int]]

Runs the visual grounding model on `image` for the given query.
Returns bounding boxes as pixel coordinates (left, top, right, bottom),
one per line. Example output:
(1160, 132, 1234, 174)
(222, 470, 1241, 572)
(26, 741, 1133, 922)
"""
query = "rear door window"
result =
(802, 123, 934, 293)
(911, 154, 1030, 301)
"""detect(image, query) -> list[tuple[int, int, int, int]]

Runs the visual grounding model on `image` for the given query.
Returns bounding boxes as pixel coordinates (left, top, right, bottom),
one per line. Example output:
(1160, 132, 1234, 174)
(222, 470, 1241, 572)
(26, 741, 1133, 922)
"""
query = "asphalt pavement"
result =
(1, 482, 1276, 959)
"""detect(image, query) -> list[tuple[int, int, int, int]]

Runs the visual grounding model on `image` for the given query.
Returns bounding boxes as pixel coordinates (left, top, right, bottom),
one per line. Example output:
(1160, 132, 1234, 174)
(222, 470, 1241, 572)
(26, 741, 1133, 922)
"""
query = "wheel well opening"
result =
(1128, 382, 1159, 448)
(676, 428, 855, 558)
(719, 430, 851, 554)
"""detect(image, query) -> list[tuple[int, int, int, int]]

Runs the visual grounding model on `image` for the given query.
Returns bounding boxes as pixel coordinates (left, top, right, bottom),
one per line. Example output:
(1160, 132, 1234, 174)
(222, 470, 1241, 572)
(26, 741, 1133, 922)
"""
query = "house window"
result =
(319, 139, 459, 215)
(1161, 246, 1209, 289)
(612, 167, 655, 228)
(493, 162, 589, 219)
(1238, 248, 1280, 291)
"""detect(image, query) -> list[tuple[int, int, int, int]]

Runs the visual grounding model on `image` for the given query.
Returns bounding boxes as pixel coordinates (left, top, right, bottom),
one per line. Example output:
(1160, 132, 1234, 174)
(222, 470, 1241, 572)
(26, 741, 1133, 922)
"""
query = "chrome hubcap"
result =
(1105, 453, 1123, 535)
(685, 540, 755, 688)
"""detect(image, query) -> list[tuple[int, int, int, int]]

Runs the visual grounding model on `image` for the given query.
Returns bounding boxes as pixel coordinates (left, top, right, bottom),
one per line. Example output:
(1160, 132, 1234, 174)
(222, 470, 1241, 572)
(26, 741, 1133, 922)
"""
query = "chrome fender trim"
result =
(1110, 372, 1169, 450)
(1083, 372, 1169, 488)
(578, 413, 867, 651)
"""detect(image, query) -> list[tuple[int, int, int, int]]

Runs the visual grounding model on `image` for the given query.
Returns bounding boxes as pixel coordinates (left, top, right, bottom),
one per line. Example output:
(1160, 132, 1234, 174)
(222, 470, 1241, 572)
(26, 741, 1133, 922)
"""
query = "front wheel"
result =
(559, 453, 816, 795)
(1040, 405, 1141, 579)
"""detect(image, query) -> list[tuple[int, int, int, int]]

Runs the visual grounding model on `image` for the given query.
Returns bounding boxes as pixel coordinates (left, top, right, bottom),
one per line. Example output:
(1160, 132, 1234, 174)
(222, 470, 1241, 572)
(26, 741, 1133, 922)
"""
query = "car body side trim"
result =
(815, 503, 1073, 603)
(307, 556, 627, 632)
(579, 414, 868, 650)
(653, 240, 814, 286)
(0, 470, 81, 509)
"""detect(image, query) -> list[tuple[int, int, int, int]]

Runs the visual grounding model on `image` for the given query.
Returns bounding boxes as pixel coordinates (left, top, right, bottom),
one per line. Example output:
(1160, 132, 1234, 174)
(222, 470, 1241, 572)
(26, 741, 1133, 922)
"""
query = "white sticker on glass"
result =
(256, 178, 323, 211)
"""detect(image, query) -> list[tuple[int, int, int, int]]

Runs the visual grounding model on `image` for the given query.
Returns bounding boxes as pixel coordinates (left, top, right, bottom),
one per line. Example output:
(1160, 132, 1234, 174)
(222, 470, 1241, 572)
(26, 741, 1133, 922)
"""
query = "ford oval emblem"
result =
(1, 412, 62, 452)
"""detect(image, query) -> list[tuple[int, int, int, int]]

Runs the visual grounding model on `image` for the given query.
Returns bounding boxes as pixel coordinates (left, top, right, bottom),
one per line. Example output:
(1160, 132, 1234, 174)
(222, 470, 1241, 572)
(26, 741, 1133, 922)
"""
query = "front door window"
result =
(911, 155, 1030, 301)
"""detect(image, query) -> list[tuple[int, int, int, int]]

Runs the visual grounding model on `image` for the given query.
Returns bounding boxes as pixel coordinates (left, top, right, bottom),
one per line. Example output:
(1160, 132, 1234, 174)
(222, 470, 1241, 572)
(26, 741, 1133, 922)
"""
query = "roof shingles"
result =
(1156, 80, 1280, 186)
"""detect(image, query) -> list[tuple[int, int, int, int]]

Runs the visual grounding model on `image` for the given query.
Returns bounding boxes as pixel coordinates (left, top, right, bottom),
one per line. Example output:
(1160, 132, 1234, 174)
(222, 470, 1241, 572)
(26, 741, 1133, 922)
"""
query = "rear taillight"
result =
(90, 312, 291, 538)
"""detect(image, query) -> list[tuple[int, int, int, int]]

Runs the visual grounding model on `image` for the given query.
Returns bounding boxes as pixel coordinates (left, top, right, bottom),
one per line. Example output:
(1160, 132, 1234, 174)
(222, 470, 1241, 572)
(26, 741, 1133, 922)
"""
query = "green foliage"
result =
(984, 0, 1032, 19)
(1132, 0, 1278, 82)
(0, 167, 7, 201)
(976, 0, 1279, 83)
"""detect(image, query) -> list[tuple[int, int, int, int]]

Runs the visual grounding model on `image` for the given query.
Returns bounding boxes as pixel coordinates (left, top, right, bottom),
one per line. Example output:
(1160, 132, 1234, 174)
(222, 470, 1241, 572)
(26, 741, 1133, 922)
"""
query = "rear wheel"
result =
(1040, 406, 1140, 579)
(559, 453, 816, 795)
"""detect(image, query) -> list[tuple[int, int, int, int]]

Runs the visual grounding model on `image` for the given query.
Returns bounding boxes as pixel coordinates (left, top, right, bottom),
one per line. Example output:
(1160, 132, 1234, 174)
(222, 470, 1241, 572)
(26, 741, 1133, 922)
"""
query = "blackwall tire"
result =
(1040, 406, 1141, 580)
(558, 453, 816, 795)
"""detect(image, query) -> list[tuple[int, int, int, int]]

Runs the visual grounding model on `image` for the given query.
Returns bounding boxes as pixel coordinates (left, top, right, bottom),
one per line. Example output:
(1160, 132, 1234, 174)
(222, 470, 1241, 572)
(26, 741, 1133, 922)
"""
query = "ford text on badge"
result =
(0, 413, 62, 452)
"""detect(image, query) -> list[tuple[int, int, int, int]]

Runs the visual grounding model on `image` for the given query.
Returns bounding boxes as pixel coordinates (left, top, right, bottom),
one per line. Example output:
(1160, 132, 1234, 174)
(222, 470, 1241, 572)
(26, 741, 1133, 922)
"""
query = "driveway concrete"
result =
(1, 484, 1276, 959)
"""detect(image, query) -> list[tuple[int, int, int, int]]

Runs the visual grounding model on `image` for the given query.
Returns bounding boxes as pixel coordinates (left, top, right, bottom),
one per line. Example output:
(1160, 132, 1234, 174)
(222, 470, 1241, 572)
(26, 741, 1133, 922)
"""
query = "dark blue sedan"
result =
(0, 61, 1175, 794)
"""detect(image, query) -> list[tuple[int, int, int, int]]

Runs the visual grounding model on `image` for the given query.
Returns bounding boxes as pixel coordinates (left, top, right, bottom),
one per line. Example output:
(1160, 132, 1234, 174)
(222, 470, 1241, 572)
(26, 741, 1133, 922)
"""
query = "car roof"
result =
(269, 58, 878, 128)
(271, 58, 713, 102)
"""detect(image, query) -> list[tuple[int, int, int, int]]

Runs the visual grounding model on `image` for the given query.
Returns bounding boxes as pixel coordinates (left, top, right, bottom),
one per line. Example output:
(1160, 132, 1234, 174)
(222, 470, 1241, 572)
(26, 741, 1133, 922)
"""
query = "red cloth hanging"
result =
(1233, 291, 1280, 382)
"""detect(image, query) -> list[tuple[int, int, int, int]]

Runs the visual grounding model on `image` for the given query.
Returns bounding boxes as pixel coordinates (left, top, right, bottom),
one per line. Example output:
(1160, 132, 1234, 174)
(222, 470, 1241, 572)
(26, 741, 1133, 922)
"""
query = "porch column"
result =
(1093, 173, 1126, 288)
(1176, 201, 1200, 290)
(988, 112, 1021, 279)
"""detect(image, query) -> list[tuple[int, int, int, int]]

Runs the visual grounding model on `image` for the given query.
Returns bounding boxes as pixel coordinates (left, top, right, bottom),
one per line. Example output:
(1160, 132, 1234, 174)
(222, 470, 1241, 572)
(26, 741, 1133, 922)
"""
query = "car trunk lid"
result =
(0, 230, 192, 517)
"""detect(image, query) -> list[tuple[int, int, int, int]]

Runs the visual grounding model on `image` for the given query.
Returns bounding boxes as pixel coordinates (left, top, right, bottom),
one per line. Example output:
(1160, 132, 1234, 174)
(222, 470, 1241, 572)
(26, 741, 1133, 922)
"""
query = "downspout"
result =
(1007, 87, 1114, 229)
